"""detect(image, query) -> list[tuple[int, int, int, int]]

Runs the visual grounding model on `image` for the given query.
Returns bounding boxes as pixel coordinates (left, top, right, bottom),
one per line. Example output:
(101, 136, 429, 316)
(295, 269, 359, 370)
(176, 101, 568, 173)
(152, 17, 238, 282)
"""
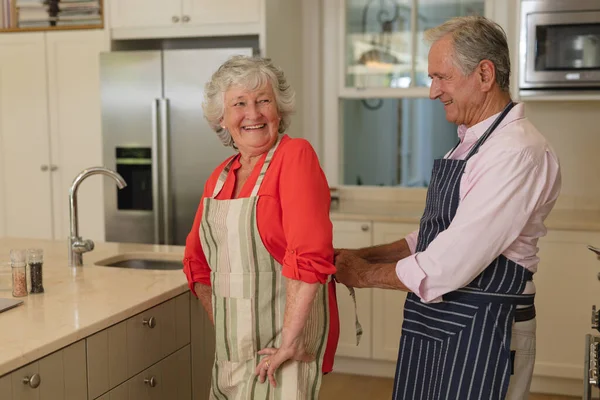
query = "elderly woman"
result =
(183, 55, 339, 399)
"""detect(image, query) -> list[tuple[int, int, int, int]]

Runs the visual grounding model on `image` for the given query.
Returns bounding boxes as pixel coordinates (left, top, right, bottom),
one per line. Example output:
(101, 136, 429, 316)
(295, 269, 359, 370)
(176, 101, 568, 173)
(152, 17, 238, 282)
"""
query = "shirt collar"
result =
(457, 102, 524, 141)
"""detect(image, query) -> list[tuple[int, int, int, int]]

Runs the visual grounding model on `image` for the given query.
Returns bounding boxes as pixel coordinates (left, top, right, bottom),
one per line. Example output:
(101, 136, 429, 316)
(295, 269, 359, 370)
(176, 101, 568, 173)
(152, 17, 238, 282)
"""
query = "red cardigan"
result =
(183, 135, 339, 373)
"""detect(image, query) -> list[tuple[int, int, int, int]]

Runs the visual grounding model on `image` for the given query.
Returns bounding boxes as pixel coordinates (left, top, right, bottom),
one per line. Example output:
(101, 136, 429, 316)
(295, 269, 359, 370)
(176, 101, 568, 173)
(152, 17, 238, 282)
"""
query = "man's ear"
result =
(478, 60, 496, 92)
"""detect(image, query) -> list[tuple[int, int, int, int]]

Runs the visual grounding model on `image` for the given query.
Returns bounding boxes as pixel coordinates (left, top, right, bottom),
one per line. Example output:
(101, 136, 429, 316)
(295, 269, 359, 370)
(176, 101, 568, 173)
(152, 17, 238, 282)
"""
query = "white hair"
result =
(424, 16, 511, 92)
(202, 55, 296, 147)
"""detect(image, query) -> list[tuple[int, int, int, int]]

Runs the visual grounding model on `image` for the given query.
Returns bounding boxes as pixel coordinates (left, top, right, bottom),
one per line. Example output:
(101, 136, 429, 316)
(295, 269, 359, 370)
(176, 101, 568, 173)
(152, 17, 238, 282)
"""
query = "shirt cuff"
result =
(405, 233, 418, 254)
(282, 249, 329, 284)
(395, 255, 442, 303)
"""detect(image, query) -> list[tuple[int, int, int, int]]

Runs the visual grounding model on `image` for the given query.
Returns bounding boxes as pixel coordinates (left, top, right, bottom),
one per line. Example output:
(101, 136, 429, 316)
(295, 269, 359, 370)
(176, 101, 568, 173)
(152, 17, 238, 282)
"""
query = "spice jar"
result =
(27, 248, 44, 294)
(10, 249, 27, 297)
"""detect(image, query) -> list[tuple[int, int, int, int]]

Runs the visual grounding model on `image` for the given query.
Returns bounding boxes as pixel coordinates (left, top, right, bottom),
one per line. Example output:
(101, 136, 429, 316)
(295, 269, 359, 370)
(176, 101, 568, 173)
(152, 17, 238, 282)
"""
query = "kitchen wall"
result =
(523, 101, 600, 208)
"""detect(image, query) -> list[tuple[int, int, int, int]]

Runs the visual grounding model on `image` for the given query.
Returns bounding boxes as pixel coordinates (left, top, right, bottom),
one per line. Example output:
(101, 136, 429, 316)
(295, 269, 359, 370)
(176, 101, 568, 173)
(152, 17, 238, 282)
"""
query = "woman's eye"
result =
(234, 102, 245, 107)
(259, 99, 270, 104)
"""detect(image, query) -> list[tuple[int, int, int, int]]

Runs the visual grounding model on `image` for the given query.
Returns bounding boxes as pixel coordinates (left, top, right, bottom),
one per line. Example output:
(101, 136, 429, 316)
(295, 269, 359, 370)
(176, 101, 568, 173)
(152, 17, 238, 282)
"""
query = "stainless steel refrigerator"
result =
(100, 48, 252, 245)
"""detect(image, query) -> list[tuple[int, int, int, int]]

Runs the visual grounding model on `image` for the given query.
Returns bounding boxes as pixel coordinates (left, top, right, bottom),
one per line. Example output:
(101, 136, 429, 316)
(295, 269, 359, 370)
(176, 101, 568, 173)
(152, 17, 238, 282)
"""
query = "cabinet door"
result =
(110, 0, 182, 29)
(8, 340, 86, 400)
(0, 34, 52, 239)
(372, 222, 418, 361)
(332, 219, 373, 358)
(181, 0, 261, 26)
(0, 373, 12, 398)
(160, 345, 192, 400)
(125, 345, 191, 399)
(191, 291, 215, 400)
(534, 230, 600, 381)
(45, 30, 109, 242)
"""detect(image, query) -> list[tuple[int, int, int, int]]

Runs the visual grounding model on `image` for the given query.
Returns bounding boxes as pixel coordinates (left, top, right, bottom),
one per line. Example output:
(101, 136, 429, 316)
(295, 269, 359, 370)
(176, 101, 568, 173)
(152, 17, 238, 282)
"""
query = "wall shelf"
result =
(0, 24, 103, 33)
(0, 0, 103, 34)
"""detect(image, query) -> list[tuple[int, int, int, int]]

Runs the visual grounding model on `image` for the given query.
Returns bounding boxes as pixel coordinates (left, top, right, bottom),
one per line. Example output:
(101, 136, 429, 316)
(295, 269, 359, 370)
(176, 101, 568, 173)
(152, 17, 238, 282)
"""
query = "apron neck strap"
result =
(210, 135, 282, 199)
(250, 135, 281, 197)
(464, 101, 515, 161)
(211, 156, 236, 198)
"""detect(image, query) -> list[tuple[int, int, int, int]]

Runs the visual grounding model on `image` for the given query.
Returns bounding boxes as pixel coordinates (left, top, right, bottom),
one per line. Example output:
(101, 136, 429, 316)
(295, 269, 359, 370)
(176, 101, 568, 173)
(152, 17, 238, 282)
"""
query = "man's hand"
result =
(334, 251, 371, 288)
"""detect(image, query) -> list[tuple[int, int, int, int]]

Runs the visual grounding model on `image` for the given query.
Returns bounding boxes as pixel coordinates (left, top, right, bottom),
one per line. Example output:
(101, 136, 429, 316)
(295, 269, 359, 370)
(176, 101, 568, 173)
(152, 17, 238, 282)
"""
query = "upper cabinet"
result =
(108, 0, 263, 39)
(182, 0, 261, 25)
(342, 0, 486, 94)
(110, 0, 183, 29)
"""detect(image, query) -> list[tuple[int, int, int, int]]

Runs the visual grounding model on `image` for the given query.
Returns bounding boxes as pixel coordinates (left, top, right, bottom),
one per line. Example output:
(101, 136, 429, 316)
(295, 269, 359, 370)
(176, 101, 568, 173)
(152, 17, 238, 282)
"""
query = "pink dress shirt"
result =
(396, 103, 562, 303)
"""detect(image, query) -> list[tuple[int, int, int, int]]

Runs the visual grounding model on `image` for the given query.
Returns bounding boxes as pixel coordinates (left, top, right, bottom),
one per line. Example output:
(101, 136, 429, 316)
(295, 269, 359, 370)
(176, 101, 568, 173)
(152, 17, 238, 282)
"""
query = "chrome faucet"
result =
(69, 167, 127, 267)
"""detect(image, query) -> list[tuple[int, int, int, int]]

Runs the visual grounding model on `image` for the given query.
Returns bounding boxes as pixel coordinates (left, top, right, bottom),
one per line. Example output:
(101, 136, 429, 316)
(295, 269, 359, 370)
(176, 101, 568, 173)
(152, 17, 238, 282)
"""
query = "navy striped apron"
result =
(392, 102, 535, 400)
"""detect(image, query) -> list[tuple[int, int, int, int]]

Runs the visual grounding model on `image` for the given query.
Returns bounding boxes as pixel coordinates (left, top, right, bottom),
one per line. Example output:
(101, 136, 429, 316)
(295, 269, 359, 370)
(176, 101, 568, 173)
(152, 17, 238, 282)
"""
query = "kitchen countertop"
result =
(0, 238, 187, 377)
(330, 199, 600, 232)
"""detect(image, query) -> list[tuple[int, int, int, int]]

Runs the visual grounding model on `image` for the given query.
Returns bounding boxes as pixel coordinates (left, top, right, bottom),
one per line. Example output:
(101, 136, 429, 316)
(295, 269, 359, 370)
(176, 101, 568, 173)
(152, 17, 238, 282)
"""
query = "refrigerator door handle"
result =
(151, 99, 162, 244)
(159, 98, 172, 245)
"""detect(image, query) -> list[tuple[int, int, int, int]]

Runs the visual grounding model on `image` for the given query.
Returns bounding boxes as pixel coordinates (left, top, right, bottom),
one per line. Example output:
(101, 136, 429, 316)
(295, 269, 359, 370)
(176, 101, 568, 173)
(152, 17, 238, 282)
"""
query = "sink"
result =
(94, 252, 183, 271)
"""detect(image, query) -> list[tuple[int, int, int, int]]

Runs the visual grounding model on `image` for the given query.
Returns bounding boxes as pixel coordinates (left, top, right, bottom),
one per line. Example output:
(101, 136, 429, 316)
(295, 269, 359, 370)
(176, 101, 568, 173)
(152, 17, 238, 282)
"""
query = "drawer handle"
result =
(361, 224, 369, 232)
(172, 15, 180, 23)
(22, 374, 41, 389)
(182, 15, 190, 23)
(142, 316, 156, 328)
(144, 376, 157, 387)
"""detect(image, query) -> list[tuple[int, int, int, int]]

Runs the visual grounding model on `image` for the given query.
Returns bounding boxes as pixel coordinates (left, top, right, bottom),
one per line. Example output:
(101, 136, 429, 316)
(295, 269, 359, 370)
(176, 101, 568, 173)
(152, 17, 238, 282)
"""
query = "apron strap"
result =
(210, 156, 236, 198)
(209, 135, 283, 199)
(464, 101, 515, 161)
(250, 135, 282, 197)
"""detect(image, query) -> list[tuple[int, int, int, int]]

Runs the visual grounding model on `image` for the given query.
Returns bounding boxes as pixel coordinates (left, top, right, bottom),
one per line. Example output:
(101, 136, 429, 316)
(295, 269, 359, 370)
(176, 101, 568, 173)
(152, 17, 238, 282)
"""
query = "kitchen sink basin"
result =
(94, 252, 183, 271)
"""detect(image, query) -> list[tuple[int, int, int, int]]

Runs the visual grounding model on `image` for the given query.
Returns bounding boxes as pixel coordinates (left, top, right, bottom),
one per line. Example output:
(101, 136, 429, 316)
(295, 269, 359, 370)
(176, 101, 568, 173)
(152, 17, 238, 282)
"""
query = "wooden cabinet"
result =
(1, 340, 87, 400)
(371, 222, 417, 361)
(98, 345, 191, 400)
(45, 30, 108, 242)
(190, 292, 215, 400)
(332, 219, 373, 358)
(182, 0, 260, 26)
(109, 0, 260, 31)
(109, 0, 182, 29)
(87, 293, 190, 399)
(0, 33, 53, 239)
(534, 230, 600, 382)
(0, 30, 108, 241)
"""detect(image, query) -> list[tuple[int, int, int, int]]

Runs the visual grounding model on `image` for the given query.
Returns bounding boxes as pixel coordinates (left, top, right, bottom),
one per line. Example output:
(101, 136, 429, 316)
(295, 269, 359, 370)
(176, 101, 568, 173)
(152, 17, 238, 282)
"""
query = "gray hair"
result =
(424, 16, 511, 92)
(202, 55, 295, 147)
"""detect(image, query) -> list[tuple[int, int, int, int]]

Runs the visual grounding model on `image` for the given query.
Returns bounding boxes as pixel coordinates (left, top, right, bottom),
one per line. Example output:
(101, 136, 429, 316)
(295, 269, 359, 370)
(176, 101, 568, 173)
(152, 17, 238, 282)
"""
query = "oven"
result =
(519, 0, 600, 93)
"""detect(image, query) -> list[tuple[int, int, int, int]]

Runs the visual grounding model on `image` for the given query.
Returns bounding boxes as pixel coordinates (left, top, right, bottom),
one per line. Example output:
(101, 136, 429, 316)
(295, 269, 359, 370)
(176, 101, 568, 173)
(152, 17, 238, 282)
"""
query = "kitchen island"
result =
(0, 238, 212, 399)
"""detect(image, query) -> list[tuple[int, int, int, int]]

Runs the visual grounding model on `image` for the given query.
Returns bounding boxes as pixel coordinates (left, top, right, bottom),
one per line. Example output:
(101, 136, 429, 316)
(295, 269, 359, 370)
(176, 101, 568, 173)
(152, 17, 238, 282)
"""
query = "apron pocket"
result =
(213, 296, 256, 362)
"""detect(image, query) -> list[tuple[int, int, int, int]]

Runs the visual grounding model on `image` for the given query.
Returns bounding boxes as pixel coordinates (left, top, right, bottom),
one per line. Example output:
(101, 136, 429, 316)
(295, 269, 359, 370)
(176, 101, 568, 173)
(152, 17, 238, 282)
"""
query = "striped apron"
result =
(393, 102, 535, 400)
(200, 139, 330, 400)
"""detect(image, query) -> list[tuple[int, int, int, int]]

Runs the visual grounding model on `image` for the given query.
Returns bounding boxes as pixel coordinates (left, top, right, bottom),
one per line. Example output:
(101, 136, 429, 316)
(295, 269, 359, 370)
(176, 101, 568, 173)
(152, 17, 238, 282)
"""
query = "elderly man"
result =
(335, 15, 561, 400)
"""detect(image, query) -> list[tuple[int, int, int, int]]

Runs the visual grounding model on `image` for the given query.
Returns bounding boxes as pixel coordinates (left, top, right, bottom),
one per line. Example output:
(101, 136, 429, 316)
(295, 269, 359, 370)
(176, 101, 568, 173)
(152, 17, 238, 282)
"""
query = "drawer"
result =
(97, 345, 191, 400)
(0, 340, 87, 400)
(87, 292, 190, 399)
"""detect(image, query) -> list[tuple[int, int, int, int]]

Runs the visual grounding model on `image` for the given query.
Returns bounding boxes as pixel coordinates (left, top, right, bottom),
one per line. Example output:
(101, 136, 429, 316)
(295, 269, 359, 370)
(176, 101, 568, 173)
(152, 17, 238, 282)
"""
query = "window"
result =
(323, 0, 487, 188)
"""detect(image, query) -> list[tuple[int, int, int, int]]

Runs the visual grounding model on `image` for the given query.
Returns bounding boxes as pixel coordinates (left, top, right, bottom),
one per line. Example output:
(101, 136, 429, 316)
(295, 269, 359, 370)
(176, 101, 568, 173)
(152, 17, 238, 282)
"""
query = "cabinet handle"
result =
(144, 376, 157, 387)
(50, 165, 58, 171)
(22, 374, 41, 389)
(40, 165, 49, 172)
(182, 15, 190, 23)
(361, 224, 369, 232)
(142, 316, 156, 328)
(172, 16, 180, 23)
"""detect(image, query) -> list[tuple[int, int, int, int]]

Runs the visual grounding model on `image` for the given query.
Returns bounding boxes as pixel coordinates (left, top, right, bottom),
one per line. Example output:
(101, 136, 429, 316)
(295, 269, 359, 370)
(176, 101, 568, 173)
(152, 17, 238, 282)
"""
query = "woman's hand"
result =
(254, 340, 315, 387)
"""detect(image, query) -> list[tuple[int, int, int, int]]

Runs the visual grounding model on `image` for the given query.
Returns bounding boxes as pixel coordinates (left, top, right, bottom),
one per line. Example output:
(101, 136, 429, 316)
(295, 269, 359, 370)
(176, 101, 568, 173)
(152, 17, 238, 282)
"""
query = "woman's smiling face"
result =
(221, 82, 281, 156)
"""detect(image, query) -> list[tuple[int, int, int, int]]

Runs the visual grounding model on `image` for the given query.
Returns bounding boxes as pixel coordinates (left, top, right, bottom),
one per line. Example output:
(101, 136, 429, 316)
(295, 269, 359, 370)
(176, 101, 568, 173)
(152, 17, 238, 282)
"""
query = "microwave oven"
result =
(519, 0, 600, 93)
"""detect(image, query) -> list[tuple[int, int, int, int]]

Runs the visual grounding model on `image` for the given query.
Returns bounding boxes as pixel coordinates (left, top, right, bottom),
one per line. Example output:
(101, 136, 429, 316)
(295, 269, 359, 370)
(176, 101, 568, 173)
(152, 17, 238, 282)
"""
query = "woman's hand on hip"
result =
(254, 340, 315, 387)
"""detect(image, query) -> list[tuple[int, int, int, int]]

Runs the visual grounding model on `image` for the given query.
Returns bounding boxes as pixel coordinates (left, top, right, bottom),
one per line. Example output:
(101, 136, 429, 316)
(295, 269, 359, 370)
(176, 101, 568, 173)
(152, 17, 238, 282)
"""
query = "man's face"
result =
(427, 35, 484, 127)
